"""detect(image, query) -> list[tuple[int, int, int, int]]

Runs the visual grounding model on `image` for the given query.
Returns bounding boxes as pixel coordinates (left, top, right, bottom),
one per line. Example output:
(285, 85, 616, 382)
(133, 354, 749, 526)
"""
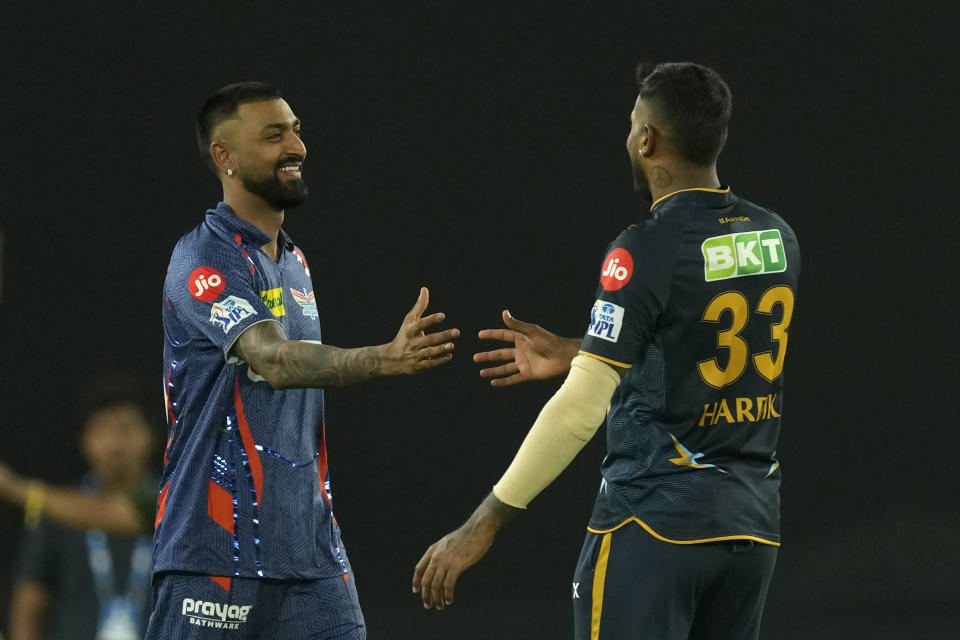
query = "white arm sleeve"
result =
(492, 354, 621, 508)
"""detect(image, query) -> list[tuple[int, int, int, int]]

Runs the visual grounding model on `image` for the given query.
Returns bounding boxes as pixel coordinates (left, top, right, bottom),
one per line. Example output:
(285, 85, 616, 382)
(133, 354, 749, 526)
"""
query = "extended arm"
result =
(413, 354, 623, 609)
(233, 287, 459, 389)
(0, 464, 145, 535)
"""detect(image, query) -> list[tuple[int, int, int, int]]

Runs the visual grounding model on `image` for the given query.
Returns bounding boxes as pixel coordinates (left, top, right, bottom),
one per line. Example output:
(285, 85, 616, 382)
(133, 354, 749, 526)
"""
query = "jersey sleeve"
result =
(165, 239, 280, 357)
(579, 224, 674, 368)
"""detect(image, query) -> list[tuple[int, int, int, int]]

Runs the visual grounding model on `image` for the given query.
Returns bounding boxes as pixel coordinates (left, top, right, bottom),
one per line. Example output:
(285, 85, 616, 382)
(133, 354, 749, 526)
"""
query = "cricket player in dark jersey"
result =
(148, 82, 459, 640)
(414, 62, 799, 640)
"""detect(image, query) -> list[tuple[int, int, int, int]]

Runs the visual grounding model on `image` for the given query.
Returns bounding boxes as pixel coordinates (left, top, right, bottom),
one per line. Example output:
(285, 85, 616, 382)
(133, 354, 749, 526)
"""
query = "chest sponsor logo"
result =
(600, 248, 633, 291)
(189, 267, 226, 302)
(259, 287, 285, 317)
(290, 288, 319, 319)
(702, 229, 787, 281)
(209, 296, 257, 333)
(588, 300, 624, 343)
(181, 598, 252, 630)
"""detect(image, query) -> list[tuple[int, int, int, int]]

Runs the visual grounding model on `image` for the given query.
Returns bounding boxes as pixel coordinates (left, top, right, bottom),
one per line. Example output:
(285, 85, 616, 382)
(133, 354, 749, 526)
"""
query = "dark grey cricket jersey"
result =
(579, 187, 800, 545)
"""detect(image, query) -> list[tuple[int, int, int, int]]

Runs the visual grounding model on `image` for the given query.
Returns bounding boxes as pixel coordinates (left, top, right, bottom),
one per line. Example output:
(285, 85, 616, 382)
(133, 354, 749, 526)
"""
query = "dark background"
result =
(1, 2, 957, 638)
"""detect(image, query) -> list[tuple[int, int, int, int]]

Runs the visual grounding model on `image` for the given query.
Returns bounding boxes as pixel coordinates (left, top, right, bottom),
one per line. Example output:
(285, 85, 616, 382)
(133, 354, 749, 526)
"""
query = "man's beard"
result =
(631, 159, 652, 203)
(242, 169, 308, 211)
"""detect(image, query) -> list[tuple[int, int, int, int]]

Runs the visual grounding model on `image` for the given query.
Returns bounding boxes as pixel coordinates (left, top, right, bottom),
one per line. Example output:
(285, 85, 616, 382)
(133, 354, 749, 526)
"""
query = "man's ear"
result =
(641, 123, 657, 157)
(210, 140, 235, 176)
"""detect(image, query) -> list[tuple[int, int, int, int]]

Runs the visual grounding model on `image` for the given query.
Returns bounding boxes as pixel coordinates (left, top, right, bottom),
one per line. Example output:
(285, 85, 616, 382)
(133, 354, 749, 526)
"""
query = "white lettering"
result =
(736, 240, 761, 266)
(761, 238, 782, 263)
(706, 245, 735, 271)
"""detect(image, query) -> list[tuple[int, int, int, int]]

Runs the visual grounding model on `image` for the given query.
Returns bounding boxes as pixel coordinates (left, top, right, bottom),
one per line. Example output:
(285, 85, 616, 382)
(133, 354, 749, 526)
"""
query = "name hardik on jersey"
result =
(580, 187, 800, 546)
(157, 203, 348, 581)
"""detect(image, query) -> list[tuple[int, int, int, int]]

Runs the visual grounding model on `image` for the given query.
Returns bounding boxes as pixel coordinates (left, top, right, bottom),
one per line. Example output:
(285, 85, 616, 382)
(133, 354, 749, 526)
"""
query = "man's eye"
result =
(267, 133, 282, 141)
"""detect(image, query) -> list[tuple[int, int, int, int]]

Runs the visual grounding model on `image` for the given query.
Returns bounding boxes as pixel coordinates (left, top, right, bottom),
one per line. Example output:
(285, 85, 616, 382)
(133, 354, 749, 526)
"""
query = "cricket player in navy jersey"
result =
(148, 82, 459, 640)
(414, 62, 800, 640)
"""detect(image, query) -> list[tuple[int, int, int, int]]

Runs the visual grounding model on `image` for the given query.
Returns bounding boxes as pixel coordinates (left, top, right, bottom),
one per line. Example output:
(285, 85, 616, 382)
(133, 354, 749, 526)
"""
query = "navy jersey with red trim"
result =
(157, 203, 348, 579)
(580, 188, 800, 544)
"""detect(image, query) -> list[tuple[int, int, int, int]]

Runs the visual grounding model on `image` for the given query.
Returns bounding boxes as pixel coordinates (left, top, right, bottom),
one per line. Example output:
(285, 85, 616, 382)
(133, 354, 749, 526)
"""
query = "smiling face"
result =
(216, 98, 308, 211)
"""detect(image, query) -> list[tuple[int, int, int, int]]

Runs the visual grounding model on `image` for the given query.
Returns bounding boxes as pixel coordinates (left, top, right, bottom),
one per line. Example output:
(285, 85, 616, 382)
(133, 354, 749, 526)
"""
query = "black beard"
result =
(631, 160, 652, 203)
(242, 170, 308, 211)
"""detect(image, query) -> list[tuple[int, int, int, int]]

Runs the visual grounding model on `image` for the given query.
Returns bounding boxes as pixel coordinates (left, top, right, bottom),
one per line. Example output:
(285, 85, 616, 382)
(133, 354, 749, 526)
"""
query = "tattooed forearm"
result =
(233, 321, 384, 389)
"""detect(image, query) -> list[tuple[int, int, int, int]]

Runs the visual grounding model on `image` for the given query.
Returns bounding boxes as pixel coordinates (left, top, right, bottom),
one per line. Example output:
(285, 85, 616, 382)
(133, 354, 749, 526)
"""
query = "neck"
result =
(223, 186, 284, 261)
(98, 472, 143, 494)
(645, 161, 721, 206)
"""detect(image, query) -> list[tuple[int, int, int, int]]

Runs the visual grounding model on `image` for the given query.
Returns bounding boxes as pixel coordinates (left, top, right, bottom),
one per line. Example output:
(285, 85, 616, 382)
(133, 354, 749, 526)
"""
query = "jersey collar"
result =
(209, 202, 295, 251)
(649, 186, 732, 213)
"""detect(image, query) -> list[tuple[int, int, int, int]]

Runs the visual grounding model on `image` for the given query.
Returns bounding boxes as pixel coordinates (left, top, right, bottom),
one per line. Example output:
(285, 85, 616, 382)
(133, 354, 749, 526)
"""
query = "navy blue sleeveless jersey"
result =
(157, 203, 349, 580)
(580, 188, 800, 545)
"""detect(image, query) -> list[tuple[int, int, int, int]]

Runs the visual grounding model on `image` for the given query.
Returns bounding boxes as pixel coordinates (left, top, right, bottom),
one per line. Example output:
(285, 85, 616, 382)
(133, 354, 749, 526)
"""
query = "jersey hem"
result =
(578, 350, 633, 369)
(586, 516, 780, 547)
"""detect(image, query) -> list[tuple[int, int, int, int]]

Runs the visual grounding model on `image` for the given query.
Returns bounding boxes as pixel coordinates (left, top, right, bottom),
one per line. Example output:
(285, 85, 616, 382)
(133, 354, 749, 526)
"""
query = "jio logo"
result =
(189, 266, 226, 302)
(600, 249, 633, 291)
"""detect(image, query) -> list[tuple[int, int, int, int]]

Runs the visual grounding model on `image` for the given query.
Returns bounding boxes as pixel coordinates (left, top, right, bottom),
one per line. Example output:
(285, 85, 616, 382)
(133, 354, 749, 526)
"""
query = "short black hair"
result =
(75, 377, 150, 433)
(195, 81, 283, 173)
(635, 62, 732, 166)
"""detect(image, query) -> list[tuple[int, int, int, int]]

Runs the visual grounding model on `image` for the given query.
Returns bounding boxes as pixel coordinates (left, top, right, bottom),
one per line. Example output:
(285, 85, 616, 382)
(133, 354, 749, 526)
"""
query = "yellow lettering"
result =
(755, 396, 767, 419)
(699, 403, 717, 427)
(735, 397, 755, 422)
(714, 398, 734, 425)
(768, 394, 780, 418)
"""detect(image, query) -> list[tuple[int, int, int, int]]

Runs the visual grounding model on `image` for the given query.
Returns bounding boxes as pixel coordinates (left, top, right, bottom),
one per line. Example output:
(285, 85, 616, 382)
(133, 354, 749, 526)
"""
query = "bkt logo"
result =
(600, 248, 633, 291)
(702, 229, 787, 281)
(588, 299, 625, 343)
(181, 597, 252, 630)
(209, 296, 257, 334)
(189, 266, 226, 302)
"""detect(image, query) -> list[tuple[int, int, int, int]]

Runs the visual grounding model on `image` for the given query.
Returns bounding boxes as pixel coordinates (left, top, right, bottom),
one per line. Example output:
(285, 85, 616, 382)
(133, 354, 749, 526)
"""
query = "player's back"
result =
(581, 187, 800, 544)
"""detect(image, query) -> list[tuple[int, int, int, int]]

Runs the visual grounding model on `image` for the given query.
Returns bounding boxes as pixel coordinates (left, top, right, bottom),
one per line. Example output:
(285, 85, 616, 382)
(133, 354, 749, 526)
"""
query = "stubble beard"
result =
(631, 157, 652, 203)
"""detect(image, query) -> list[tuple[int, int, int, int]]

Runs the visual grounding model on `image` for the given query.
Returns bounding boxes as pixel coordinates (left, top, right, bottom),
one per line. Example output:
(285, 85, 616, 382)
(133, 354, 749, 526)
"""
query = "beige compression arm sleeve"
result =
(492, 354, 621, 508)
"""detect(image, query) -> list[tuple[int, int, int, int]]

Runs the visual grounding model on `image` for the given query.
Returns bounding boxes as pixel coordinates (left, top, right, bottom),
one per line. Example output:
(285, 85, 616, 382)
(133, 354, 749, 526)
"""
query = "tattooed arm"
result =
(232, 287, 459, 389)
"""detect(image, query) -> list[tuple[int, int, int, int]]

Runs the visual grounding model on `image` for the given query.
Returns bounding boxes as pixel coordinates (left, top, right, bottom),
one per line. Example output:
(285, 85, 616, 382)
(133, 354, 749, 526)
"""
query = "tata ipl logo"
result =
(701, 229, 787, 281)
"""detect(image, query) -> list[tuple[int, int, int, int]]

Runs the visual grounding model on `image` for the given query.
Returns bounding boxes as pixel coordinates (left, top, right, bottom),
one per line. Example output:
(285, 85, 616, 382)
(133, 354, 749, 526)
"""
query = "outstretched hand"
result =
(383, 287, 460, 375)
(473, 310, 581, 386)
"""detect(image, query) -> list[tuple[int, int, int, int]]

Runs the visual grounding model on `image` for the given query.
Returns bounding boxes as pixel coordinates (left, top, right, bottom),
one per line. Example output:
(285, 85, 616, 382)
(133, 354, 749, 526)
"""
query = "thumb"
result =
(502, 309, 533, 332)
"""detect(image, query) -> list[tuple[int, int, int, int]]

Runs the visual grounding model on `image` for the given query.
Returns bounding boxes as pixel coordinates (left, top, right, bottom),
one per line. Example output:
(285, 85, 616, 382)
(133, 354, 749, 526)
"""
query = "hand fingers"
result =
(404, 287, 430, 324)
(417, 343, 456, 361)
(414, 354, 454, 371)
(478, 363, 520, 379)
(442, 568, 460, 606)
(430, 565, 448, 610)
(489, 372, 527, 387)
(413, 328, 460, 348)
(502, 309, 535, 331)
(412, 545, 434, 594)
(419, 562, 439, 608)
(473, 347, 516, 364)
(411, 313, 452, 336)
(477, 328, 519, 343)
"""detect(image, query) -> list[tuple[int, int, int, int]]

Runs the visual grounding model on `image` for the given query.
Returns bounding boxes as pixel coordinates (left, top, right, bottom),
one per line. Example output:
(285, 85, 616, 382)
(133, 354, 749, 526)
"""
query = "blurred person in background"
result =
(2, 386, 157, 640)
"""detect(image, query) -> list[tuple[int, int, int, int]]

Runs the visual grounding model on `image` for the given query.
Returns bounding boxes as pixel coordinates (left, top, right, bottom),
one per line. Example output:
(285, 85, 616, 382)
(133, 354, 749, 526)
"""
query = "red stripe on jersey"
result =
(207, 480, 234, 534)
(233, 234, 256, 275)
(210, 575, 232, 591)
(233, 378, 264, 505)
(155, 481, 169, 529)
(316, 423, 332, 507)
